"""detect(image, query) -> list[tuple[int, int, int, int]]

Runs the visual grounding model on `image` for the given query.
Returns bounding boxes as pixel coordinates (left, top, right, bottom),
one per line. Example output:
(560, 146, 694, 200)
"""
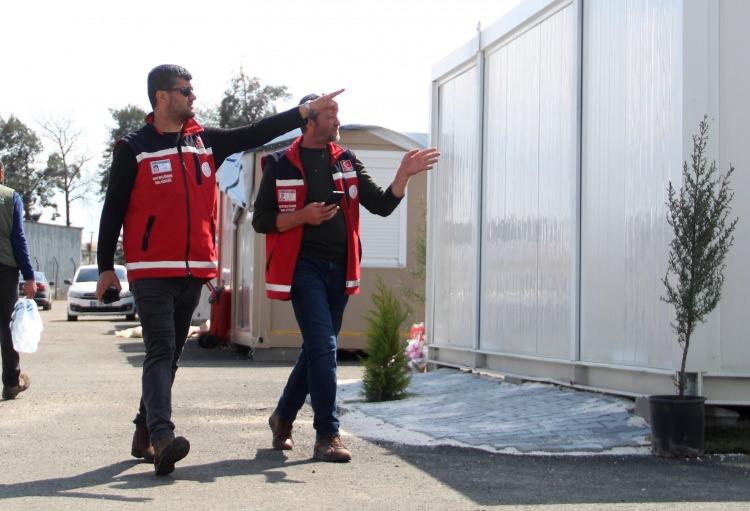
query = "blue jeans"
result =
(275, 257, 349, 439)
(130, 277, 203, 442)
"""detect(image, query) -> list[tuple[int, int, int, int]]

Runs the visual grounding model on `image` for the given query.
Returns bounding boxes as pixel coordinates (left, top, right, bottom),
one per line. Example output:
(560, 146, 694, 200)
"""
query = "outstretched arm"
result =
(389, 148, 440, 198)
(208, 89, 345, 166)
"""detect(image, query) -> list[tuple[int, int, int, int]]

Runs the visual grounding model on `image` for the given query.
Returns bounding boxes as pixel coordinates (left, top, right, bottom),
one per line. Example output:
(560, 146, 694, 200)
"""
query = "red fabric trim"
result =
(128, 266, 217, 283)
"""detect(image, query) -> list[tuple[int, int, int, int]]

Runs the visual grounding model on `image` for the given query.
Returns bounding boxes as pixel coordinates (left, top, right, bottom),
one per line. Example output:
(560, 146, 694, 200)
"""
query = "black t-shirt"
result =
(298, 147, 347, 264)
(252, 143, 405, 264)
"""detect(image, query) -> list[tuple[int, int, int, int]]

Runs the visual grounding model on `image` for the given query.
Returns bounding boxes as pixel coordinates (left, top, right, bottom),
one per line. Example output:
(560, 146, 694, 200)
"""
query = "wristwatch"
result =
(303, 101, 315, 118)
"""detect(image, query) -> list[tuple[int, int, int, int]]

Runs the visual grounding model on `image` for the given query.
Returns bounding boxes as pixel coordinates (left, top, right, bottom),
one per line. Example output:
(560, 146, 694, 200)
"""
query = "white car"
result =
(65, 265, 136, 321)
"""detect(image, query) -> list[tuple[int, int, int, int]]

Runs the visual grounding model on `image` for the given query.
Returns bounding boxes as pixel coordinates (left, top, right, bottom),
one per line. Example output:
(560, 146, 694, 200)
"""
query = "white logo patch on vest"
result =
(348, 184, 358, 199)
(278, 190, 296, 202)
(201, 162, 212, 178)
(278, 189, 297, 212)
(150, 159, 172, 174)
(150, 159, 173, 185)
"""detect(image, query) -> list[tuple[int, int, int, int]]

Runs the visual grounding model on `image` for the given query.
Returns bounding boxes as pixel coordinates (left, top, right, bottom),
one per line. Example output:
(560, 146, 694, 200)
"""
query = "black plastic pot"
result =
(649, 394, 705, 457)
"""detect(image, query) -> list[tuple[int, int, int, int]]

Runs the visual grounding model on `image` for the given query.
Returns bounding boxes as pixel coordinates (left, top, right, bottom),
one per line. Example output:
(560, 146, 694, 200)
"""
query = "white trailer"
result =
(428, 0, 750, 404)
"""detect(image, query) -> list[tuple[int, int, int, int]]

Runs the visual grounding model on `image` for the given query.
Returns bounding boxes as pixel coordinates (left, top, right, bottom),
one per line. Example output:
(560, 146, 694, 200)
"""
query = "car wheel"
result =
(67, 314, 78, 321)
(43, 303, 51, 311)
(126, 314, 136, 321)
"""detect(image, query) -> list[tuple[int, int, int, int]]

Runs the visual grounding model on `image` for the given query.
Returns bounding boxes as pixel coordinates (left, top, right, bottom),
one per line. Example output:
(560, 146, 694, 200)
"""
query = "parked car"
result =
(65, 264, 136, 321)
(19, 271, 54, 310)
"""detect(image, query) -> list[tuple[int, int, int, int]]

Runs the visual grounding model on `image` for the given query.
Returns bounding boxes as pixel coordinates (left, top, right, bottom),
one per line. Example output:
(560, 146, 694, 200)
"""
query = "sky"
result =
(0, 0, 521, 240)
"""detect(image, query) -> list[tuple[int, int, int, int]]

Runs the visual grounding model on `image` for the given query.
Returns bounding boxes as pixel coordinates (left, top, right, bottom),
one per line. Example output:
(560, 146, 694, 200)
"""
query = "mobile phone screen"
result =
(326, 190, 345, 205)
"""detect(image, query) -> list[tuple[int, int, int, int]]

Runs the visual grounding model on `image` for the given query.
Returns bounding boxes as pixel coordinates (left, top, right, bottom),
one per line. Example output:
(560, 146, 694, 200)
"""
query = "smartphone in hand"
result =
(325, 190, 345, 206)
(102, 287, 120, 304)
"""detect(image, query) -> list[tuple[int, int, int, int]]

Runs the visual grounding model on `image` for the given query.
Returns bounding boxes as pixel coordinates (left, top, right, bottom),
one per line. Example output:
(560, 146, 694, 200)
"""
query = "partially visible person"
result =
(96, 64, 342, 476)
(0, 160, 37, 400)
(253, 94, 439, 462)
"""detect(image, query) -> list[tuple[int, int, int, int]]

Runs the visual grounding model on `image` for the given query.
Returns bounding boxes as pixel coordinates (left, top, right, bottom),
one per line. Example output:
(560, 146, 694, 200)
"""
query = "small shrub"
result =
(362, 278, 411, 402)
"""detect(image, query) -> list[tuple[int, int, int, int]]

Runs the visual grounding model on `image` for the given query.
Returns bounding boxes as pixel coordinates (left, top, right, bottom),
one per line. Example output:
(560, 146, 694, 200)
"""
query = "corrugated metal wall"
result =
(580, 0, 682, 369)
(480, 3, 578, 358)
(431, 66, 481, 349)
(24, 222, 82, 297)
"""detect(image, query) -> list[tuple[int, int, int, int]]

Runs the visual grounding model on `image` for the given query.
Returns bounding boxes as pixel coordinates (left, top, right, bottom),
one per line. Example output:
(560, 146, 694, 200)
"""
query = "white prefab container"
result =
(428, 0, 750, 404)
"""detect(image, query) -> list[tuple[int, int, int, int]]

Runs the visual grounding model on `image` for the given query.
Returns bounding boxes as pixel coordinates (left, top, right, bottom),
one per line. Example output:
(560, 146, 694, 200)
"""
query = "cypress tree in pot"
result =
(651, 116, 738, 457)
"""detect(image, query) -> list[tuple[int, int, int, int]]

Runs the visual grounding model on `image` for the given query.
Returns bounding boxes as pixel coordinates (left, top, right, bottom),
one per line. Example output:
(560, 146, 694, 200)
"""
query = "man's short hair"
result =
(299, 93, 321, 128)
(147, 64, 193, 108)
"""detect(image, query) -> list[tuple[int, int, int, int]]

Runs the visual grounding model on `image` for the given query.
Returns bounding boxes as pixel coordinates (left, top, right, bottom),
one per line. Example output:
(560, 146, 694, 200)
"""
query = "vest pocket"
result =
(141, 215, 156, 251)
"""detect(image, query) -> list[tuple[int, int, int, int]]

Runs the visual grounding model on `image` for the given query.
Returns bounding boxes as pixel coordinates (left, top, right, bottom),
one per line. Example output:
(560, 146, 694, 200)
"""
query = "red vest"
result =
(261, 137, 361, 300)
(119, 115, 217, 282)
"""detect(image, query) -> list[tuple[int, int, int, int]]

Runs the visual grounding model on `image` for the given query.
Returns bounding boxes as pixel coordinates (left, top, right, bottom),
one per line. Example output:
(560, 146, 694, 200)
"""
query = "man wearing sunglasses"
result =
(96, 64, 342, 476)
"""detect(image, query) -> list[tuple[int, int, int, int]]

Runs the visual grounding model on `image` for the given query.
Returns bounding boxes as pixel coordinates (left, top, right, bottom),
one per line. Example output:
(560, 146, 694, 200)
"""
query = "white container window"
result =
(357, 150, 408, 268)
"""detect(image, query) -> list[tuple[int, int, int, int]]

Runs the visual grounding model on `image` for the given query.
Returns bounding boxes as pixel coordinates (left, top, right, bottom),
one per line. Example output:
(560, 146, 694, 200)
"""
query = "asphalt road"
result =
(1, 302, 749, 511)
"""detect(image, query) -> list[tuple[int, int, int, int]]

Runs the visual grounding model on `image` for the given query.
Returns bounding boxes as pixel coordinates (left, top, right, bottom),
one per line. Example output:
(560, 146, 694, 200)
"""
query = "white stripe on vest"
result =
(135, 145, 213, 163)
(126, 260, 218, 270)
(266, 283, 292, 292)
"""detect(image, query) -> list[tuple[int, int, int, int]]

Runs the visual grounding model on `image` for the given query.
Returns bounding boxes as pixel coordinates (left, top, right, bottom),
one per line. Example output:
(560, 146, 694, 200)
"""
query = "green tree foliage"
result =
(99, 105, 147, 195)
(217, 68, 291, 128)
(41, 117, 91, 226)
(0, 115, 54, 220)
(362, 278, 411, 402)
(662, 116, 738, 396)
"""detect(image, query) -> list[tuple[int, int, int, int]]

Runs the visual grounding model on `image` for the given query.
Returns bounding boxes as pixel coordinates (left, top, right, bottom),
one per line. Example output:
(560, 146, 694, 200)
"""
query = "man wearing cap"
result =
(0, 160, 37, 400)
(96, 64, 342, 475)
(253, 94, 439, 462)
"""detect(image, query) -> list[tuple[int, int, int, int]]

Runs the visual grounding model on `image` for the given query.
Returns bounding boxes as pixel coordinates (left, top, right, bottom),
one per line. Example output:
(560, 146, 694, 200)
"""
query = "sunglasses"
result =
(166, 86, 194, 97)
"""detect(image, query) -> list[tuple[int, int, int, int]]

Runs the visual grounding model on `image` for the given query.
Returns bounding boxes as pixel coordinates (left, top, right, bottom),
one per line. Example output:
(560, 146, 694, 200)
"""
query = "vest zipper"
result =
(177, 140, 192, 277)
(192, 152, 202, 185)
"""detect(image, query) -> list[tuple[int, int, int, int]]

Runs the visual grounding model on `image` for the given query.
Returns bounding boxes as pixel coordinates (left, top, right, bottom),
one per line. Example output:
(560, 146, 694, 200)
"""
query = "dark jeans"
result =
(130, 277, 203, 443)
(275, 257, 349, 439)
(0, 264, 20, 387)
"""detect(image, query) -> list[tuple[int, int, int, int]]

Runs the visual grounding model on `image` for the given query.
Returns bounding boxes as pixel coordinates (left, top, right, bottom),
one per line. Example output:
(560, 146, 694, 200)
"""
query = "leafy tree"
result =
(99, 105, 147, 195)
(0, 115, 54, 219)
(661, 116, 738, 396)
(40, 117, 91, 226)
(362, 278, 411, 402)
(217, 68, 291, 128)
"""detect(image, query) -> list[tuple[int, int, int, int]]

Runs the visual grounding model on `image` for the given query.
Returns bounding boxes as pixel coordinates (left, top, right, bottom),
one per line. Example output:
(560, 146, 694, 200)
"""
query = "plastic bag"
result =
(11, 298, 43, 353)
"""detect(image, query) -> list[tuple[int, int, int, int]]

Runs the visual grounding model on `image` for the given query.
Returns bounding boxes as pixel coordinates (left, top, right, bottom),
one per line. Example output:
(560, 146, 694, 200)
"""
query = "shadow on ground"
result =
(0, 450, 314, 503)
(381, 442, 750, 507)
(117, 338, 363, 369)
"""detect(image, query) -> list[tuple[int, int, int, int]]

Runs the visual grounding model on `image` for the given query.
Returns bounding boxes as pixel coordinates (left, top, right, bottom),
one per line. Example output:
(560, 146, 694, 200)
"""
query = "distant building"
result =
(24, 222, 82, 299)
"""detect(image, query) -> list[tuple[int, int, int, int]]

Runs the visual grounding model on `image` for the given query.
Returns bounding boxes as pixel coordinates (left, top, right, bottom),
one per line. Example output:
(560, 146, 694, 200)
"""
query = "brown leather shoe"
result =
(2, 373, 30, 400)
(268, 413, 294, 450)
(131, 424, 155, 463)
(313, 435, 352, 463)
(153, 436, 190, 476)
